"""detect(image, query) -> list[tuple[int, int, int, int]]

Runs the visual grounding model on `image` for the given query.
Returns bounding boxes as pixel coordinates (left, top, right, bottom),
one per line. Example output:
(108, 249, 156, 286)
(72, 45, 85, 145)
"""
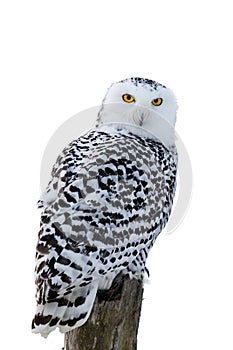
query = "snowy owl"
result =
(32, 77, 178, 337)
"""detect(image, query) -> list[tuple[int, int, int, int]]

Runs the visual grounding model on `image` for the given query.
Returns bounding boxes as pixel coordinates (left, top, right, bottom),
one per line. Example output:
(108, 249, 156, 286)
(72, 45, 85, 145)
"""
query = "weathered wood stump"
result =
(64, 274, 144, 350)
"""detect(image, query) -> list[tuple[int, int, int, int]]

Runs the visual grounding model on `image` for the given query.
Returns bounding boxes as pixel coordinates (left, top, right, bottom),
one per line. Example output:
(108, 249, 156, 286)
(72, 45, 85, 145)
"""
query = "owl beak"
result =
(139, 113, 144, 126)
(132, 106, 147, 126)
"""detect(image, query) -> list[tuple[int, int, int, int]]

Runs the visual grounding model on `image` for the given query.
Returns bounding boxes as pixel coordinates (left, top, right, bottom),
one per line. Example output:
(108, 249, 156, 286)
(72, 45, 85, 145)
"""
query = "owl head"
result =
(97, 77, 178, 146)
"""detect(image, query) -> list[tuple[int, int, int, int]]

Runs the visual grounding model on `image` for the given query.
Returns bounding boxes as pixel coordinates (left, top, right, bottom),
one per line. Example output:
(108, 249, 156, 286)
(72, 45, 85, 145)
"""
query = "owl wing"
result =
(35, 129, 177, 301)
(33, 129, 177, 336)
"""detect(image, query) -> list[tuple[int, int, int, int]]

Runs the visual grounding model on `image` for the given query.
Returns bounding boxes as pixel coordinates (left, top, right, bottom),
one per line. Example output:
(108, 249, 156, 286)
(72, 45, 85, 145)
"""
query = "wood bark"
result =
(64, 274, 144, 350)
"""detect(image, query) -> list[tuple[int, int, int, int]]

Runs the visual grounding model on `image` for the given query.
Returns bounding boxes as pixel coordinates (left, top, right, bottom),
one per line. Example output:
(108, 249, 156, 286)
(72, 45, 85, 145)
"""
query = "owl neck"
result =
(97, 122, 175, 149)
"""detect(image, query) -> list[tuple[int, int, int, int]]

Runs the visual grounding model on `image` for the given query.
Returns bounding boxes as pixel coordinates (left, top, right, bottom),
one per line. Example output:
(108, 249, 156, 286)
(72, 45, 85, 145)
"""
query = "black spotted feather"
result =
(32, 125, 177, 337)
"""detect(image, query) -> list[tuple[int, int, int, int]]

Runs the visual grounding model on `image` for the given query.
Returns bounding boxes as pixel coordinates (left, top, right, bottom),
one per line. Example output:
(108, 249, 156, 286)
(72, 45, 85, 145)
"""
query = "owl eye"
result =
(151, 98, 163, 106)
(122, 94, 135, 103)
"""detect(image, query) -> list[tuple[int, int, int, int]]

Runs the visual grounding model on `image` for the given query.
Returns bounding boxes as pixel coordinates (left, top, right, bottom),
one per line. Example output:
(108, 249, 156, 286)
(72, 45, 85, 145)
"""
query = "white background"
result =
(0, 1, 232, 349)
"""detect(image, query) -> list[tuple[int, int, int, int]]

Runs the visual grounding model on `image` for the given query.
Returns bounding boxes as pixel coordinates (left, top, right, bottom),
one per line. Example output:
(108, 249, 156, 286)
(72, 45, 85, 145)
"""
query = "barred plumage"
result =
(32, 78, 178, 337)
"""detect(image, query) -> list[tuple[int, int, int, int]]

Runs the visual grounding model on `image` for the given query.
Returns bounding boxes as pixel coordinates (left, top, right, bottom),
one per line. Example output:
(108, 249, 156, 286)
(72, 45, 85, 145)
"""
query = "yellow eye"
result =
(152, 98, 163, 106)
(122, 94, 135, 103)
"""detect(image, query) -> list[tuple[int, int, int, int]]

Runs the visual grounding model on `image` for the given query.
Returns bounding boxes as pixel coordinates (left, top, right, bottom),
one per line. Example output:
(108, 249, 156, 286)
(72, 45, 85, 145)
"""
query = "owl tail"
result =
(32, 281, 98, 338)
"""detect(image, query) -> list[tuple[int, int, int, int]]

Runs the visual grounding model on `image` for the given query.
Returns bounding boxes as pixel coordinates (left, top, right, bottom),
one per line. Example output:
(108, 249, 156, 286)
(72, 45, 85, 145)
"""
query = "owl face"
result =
(98, 78, 177, 133)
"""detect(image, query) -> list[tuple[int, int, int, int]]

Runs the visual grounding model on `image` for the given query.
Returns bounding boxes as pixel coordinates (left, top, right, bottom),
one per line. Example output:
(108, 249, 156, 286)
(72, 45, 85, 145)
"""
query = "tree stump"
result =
(64, 274, 144, 350)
